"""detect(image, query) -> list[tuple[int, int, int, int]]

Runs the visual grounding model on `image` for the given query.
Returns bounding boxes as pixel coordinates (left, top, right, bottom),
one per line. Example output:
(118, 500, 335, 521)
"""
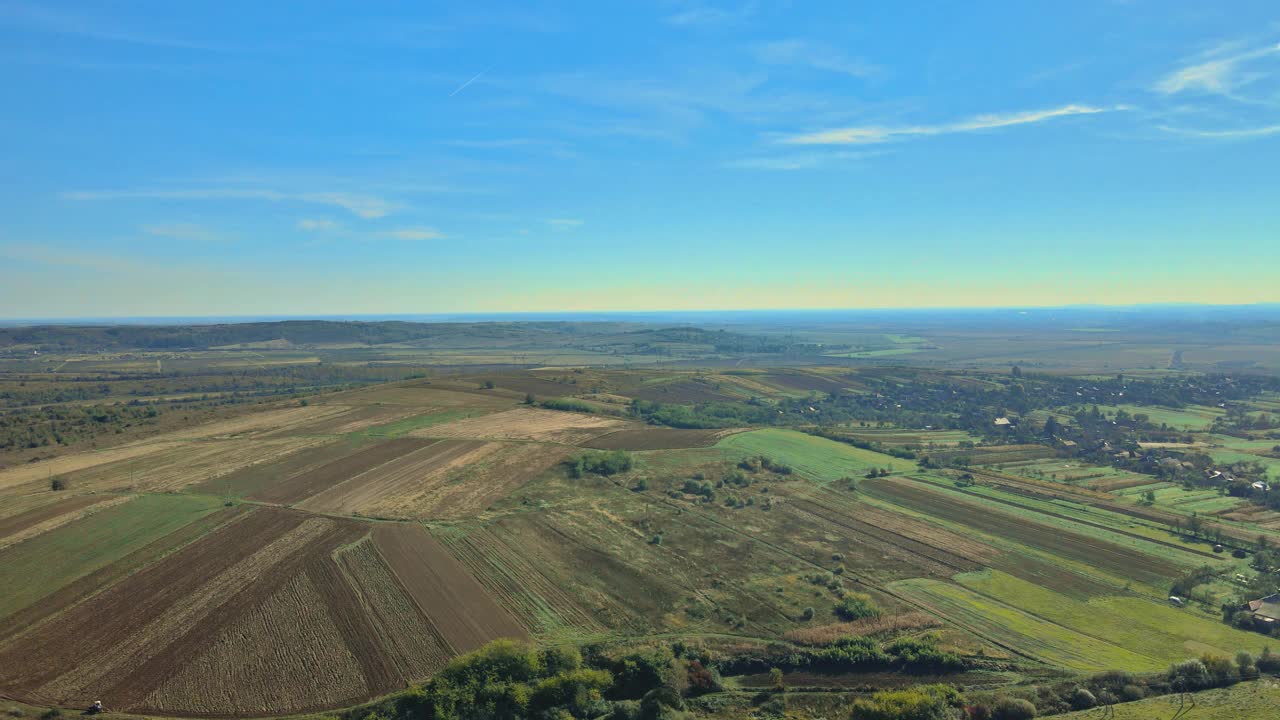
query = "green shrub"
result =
(568, 450, 633, 477)
(1257, 646, 1280, 673)
(834, 593, 880, 621)
(1068, 687, 1095, 710)
(848, 684, 961, 720)
(992, 697, 1037, 720)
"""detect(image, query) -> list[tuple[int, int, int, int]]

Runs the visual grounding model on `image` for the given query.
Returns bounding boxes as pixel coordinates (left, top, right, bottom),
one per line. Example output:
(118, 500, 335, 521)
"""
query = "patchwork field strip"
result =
(249, 437, 434, 504)
(372, 523, 527, 654)
(864, 478, 1186, 588)
(412, 407, 629, 444)
(583, 427, 743, 450)
(0, 495, 121, 550)
(337, 441, 570, 520)
(436, 526, 605, 636)
(297, 439, 489, 514)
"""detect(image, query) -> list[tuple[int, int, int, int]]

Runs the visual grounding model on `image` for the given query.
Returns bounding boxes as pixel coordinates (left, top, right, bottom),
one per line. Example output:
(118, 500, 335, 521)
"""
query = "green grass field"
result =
(890, 577, 1154, 672)
(0, 493, 223, 618)
(716, 428, 901, 484)
(1058, 680, 1280, 719)
(954, 570, 1268, 667)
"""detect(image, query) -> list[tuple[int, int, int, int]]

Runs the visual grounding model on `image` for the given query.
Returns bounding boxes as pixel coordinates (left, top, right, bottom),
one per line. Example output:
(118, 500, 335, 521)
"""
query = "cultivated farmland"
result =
(4, 356, 1280, 718)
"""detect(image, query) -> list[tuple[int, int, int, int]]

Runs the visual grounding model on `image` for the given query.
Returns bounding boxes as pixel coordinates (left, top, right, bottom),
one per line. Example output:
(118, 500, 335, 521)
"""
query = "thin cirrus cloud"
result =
(780, 104, 1122, 145)
(546, 218, 584, 228)
(1152, 42, 1280, 97)
(64, 188, 397, 218)
(1157, 124, 1280, 139)
(141, 223, 224, 242)
(297, 218, 339, 231)
(755, 39, 882, 79)
(381, 227, 446, 241)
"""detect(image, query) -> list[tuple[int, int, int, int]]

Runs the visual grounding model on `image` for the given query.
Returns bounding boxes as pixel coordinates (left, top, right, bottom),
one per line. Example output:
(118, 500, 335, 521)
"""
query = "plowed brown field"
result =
(249, 437, 434, 504)
(373, 524, 526, 653)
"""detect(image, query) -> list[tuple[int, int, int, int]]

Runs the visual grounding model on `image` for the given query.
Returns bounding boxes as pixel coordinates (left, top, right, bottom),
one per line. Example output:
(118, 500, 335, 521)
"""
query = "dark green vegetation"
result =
(5, 313, 1280, 719)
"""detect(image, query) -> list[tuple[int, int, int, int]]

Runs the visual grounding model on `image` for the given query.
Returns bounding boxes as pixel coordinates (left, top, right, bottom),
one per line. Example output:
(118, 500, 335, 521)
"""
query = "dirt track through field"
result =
(865, 478, 1185, 586)
(373, 524, 526, 653)
(250, 437, 434, 504)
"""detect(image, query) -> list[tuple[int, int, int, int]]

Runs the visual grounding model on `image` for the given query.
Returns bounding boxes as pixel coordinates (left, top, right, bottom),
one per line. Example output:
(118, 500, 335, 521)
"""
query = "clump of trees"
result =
(567, 450, 633, 478)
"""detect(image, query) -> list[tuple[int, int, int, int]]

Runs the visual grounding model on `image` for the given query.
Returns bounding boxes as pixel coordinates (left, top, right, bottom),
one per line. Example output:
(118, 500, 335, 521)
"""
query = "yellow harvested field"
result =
(156, 404, 354, 440)
(0, 442, 181, 492)
(260, 403, 427, 437)
(414, 407, 629, 444)
(342, 385, 514, 408)
(142, 571, 369, 715)
(59, 437, 330, 493)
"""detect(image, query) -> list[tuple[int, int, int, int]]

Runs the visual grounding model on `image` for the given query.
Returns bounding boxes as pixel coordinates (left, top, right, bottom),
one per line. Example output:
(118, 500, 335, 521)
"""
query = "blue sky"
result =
(1, 1, 1278, 317)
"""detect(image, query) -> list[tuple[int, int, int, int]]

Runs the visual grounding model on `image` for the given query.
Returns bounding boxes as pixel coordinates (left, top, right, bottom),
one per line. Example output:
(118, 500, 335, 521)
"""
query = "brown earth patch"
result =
(335, 539, 453, 681)
(437, 527, 604, 635)
(373, 523, 526, 654)
(413, 407, 629, 445)
(583, 427, 744, 451)
(249, 437, 435, 505)
(140, 570, 370, 716)
(761, 371, 854, 394)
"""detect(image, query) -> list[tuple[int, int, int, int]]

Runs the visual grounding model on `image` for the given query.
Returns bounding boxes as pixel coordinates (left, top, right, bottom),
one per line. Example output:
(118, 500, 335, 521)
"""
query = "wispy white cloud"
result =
(141, 223, 224, 242)
(381, 227, 446, 241)
(546, 218, 584, 228)
(64, 188, 397, 218)
(780, 104, 1122, 145)
(664, 2, 756, 27)
(297, 218, 339, 232)
(756, 39, 882, 79)
(1153, 42, 1280, 98)
(1157, 124, 1280, 139)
